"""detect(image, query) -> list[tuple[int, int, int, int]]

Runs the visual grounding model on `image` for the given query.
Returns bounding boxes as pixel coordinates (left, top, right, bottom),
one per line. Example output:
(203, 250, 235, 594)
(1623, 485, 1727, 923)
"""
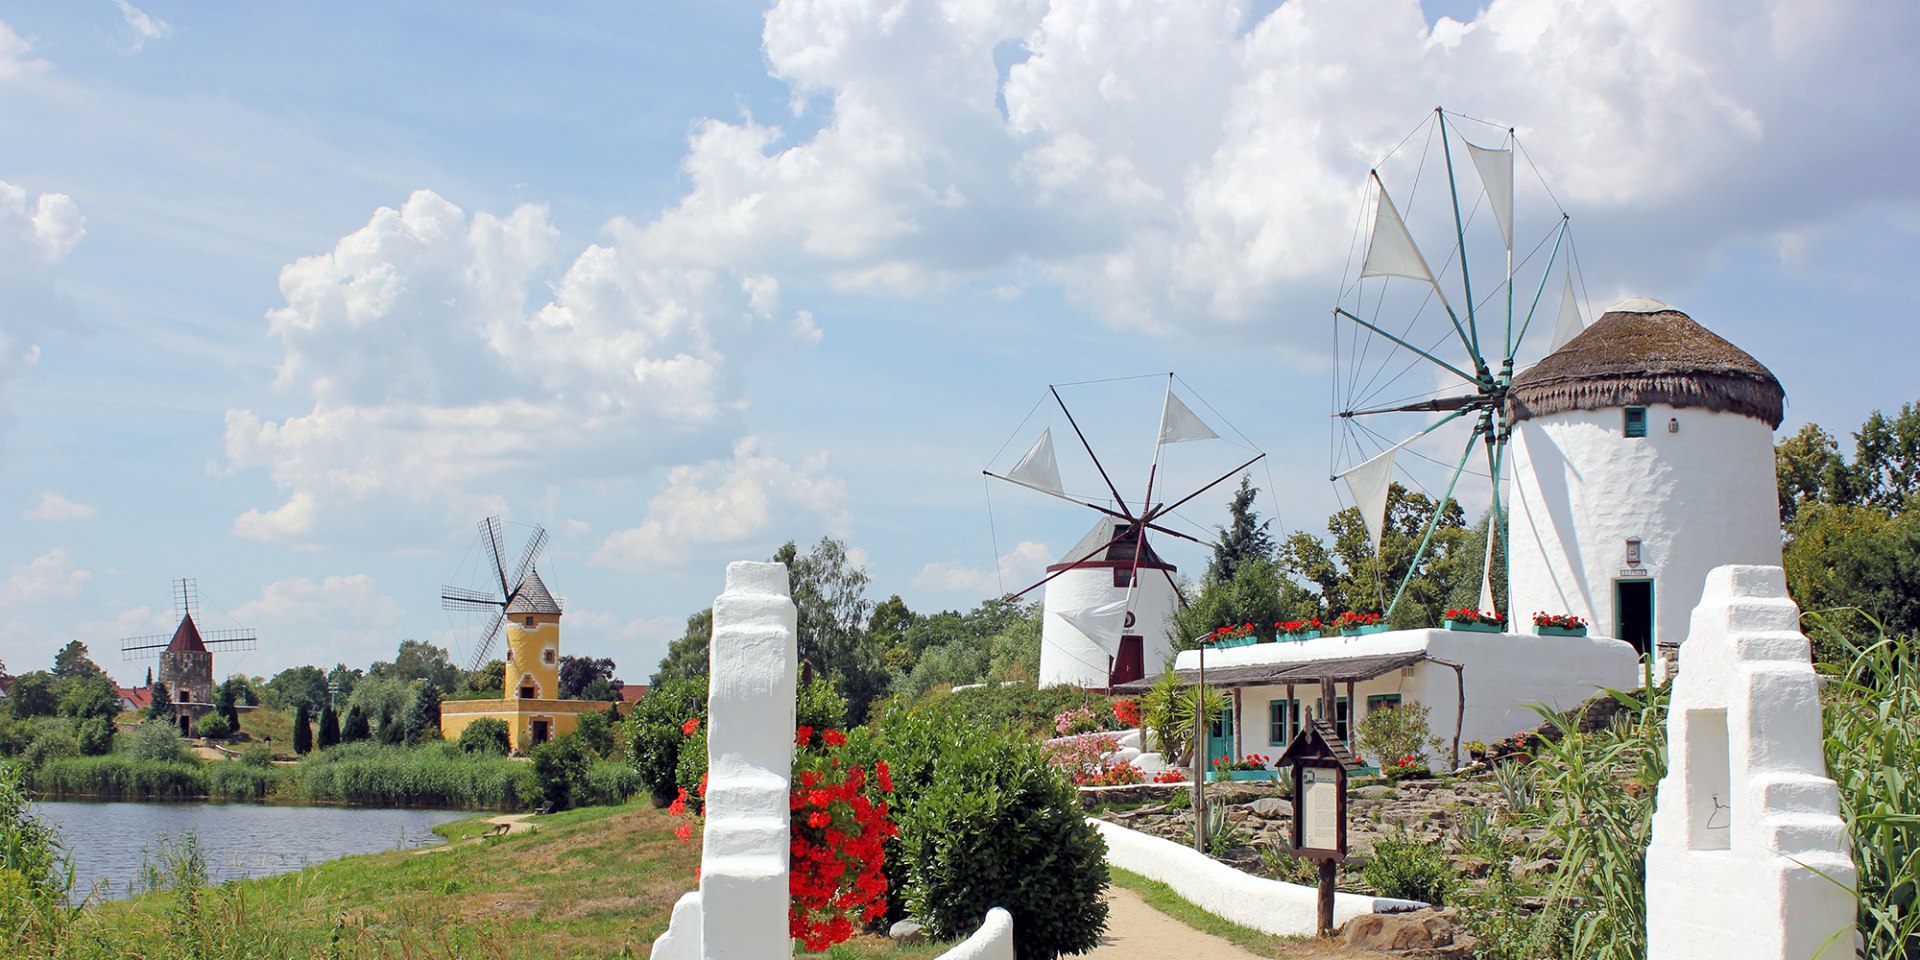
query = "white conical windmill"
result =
(1329, 107, 1588, 621)
(986, 375, 1263, 689)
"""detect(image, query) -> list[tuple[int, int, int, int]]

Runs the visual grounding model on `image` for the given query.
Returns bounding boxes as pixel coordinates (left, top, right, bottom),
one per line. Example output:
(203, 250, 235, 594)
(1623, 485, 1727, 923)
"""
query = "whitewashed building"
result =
(1507, 299, 1786, 675)
(1040, 518, 1179, 691)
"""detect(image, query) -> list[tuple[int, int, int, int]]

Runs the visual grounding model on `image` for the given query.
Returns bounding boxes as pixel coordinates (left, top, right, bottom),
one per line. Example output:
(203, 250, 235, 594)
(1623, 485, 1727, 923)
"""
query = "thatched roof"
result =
(1508, 301, 1784, 428)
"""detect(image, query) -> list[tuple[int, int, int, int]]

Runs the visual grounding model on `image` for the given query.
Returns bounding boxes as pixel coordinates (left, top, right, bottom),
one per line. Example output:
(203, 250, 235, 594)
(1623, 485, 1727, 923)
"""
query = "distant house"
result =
(616, 683, 648, 706)
(117, 686, 153, 714)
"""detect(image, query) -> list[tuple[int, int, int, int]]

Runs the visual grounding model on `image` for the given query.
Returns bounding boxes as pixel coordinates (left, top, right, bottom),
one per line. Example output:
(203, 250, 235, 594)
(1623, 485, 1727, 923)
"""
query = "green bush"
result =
(21, 719, 77, 769)
(575, 705, 617, 758)
(458, 717, 511, 756)
(1361, 830, 1453, 905)
(530, 734, 594, 811)
(909, 681, 1091, 738)
(862, 709, 1109, 960)
(626, 677, 706, 806)
(673, 728, 707, 812)
(123, 721, 190, 764)
(579, 760, 643, 807)
(74, 718, 113, 756)
(1, 759, 69, 903)
(194, 712, 232, 740)
(1355, 701, 1443, 772)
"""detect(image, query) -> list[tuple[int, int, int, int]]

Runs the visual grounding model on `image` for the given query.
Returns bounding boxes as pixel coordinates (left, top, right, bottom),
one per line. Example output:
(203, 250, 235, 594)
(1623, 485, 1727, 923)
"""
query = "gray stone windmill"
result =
(121, 579, 257, 734)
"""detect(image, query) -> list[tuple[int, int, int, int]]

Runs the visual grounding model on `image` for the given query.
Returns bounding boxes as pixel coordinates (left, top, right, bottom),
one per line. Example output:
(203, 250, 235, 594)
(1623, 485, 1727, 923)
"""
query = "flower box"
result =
(1444, 619, 1503, 633)
(1534, 624, 1588, 637)
(1340, 624, 1390, 636)
(1206, 769, 1275, 783)
(1279, 630, 1321, 642)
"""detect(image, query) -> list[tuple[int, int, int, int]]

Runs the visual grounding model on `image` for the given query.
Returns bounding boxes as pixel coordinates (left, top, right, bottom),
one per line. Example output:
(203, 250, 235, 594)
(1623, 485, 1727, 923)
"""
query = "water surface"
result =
(31, 800, 467, 901)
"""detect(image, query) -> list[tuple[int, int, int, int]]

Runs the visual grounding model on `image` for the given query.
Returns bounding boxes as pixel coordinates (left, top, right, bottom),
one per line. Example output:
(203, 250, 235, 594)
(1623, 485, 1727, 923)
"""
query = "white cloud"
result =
(0, 548, 91, 607)
(25, 491, 96, 521)
(561, 608, 683, 678)
(0, 21, 49, 79)
(913, 539, 1052, 597)
(227, 574, 409, 669)
(590, 437, 848, 572)
(114, 1, 173, 52)
(627, 0, 1920, 335)
(224, 190, 819, 541)
(0, 181, 82, 463)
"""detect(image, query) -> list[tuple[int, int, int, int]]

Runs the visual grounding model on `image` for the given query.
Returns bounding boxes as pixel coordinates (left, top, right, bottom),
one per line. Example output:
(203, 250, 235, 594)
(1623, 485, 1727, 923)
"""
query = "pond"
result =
(30, 800, 469, 901)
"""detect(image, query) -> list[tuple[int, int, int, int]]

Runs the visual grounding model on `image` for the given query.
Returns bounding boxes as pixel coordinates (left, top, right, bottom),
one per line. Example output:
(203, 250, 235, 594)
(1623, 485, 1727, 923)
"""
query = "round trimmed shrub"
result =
(459, 717, 511, 756)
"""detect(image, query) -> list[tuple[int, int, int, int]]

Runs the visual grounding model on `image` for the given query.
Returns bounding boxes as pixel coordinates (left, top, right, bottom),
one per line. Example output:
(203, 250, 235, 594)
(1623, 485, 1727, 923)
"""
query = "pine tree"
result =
(292, 701, 313, 754)
(341, 705, 370, 743)
(317, 702, 341, 749)
(402, 682, 442, 742)
(1207, 474, 1275, 585)
(148, 682, 173, 721)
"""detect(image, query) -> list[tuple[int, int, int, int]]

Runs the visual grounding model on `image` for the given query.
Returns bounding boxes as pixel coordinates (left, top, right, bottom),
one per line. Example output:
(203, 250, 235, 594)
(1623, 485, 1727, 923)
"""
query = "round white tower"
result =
(1040, 518, 1178, 690)
(1506, 299, 1785, 671)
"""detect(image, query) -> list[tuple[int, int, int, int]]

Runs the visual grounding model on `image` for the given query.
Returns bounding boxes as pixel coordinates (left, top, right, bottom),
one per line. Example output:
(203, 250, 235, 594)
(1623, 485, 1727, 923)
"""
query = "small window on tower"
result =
(1624, 407, 1648, 438)
(543, 649, 555, 664)
(524, 616, 535, 628)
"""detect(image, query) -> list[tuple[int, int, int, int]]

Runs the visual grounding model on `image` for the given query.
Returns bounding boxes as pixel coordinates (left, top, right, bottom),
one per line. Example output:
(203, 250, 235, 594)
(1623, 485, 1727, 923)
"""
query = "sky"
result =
(0, 0, 1915, 688)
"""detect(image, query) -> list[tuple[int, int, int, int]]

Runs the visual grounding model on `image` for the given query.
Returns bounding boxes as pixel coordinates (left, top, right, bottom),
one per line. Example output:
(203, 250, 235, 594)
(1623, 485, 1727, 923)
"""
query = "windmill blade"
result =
(121, 633, 175, 659)
(508, 525, 549, 593)
(202, 629, 257, 651)
(482, 516, 511, 597)
(442, 585, 500, 610)
(466, 612, 507, 673)
(1337, 394, 1481, 417)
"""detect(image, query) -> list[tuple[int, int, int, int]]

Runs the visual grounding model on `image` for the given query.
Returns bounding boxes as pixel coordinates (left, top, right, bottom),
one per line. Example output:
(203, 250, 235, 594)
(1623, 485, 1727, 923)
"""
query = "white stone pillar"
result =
(651, 561, 798, 960)
(1645, 565, 1855, 959)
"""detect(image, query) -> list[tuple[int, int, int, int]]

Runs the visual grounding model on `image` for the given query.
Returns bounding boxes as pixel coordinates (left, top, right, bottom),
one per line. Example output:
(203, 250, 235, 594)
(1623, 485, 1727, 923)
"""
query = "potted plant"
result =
(1334, 611, 1386, 636)
(1207, 623, 1257, 648)
(1442, 607, 1506, 632)
(1273, 618, 1324, 641)
(1207, 753, 1275, 782)
(1533, 612, 1589, 637)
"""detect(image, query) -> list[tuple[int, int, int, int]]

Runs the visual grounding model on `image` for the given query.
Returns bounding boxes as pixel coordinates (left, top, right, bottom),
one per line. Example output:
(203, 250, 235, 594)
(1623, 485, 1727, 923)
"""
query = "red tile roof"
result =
(118, 686, 153, 710)
(617, 684, 648, 703)
(167, 614, 209, 653)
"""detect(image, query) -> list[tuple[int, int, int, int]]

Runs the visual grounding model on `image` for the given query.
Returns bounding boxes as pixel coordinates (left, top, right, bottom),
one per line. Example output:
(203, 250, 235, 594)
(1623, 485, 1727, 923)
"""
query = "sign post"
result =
(1276, 713, 1358, 937)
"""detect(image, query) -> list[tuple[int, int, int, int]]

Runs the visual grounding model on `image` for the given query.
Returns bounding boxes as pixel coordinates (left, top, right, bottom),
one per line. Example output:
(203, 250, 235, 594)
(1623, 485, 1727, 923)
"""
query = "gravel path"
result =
(1086, 885, 1378, 960)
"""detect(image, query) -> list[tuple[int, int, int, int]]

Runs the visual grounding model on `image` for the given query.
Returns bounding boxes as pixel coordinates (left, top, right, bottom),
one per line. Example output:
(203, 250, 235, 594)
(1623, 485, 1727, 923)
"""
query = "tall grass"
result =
(288, 742, 538, 810)
(1811, 613, 1920, 959)
(30, 756, 210, 801)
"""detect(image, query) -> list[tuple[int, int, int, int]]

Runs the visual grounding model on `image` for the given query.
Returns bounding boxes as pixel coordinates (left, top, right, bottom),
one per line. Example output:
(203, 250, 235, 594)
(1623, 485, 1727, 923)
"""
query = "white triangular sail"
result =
(1008, 428, 1064, 495)
(1550, 274, 1584, 351)
(1339, 442, 1403, 557)
(1159, 390, 1218, 445)
(1477, 518, 1498, 615)
(1057, 599, 1130, 658)
(1465, 140, 1514, 250)
(1359, 175, 1437, 285)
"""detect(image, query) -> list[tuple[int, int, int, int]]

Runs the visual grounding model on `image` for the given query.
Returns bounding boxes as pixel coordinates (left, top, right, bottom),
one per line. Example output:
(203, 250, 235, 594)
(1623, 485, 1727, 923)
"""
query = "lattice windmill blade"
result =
(482, 516, 511, 597)
(121, 632, 177, 660)
(441, 584, 501, 611)
(200, 628, 257, 651)
(507, 525, 548, 596)
(465, 612, 507, 672)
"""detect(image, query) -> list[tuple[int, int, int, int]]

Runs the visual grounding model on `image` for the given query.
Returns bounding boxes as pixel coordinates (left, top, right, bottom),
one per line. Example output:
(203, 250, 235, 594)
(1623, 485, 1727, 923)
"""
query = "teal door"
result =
(1206, 707, 1236, 769)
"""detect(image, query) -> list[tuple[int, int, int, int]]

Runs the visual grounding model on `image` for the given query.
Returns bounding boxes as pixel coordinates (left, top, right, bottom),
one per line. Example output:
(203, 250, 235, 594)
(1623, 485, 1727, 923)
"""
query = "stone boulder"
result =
(1340, 908, 1475, 957)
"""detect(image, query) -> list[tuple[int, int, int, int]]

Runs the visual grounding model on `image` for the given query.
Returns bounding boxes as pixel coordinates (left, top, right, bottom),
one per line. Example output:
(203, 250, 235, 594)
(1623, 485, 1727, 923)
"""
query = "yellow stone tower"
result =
(503, 570, 563, 700)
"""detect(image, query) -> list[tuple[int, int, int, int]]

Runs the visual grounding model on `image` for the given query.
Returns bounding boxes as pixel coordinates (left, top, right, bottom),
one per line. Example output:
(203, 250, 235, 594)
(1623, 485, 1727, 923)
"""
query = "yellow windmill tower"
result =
(438, 518, 597, 751)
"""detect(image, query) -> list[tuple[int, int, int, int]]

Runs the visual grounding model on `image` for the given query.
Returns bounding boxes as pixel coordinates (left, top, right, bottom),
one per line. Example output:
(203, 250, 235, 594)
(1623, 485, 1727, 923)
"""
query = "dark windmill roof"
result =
(506, 570, 564, 615)
(1508, 299, 1784, 428)
(167, 614, 209, 653)
(1049, 517, 1174, 571)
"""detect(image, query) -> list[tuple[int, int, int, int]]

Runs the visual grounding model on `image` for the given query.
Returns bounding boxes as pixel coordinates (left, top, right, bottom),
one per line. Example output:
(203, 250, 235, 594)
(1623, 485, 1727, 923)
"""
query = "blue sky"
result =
(1, 0, 1915, 687)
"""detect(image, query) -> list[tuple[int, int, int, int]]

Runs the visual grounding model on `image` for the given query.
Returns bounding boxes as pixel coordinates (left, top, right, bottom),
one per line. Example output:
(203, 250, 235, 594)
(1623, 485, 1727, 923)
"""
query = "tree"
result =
(651, 609, 713, 685)
(326, 664, 363, 706)
(317, 702, 341, 749)
(459, 717, 510, 755)
(148, 682, 173, 721)
(558, 656, 617, 699)
(369, 639, 461, 692)
(1776, 423, 1847, 527)
(216, 683, 240, 733)
(575, 702, 617, 757)
(292, 701, 313, 754)
(1171, 554, 1316, 649)
(340, 705, 370, 743)
(263, 665, 329, 714)
(6, 672, 57, 719)
(1208, 474, 1276, 584)
(51, 641, 107, 682)
(781, 537, 887, 721)
(530, 734, 594, 811)
(56, 674, 119, 725)
(457, 660, 505, 698)
(1276, 482, 1471, 627)
(402, 682, 443, 742)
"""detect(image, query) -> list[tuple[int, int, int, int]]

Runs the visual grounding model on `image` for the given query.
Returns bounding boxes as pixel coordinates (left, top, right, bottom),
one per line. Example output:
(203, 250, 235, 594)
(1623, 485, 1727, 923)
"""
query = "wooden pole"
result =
(1317, 859, 1337, 936)
(1192, 643, 1208, 853)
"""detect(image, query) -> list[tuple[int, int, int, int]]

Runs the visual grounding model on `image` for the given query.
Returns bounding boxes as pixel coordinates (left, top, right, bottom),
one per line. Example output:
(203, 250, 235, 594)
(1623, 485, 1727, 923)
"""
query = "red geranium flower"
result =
(682, 717, 700, 735)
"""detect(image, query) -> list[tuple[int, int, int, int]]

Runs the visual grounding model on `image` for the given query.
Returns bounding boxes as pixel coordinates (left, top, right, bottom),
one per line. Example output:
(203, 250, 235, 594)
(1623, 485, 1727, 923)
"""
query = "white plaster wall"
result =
(1178, 629, 1638, 766)
(1645, 566, 1855, 959)
(1508, 405, 1782, 661)
(932, 907, 1016, 960)
(1093, 819, 1424, 935)
(1041, 565, 1176, 688)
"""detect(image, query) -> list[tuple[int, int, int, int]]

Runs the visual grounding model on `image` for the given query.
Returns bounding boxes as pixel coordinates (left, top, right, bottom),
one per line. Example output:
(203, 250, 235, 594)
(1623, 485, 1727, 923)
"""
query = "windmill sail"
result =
(1339, 442, 1404, 557)
(1158, 390, 1218, 445)
(1465, 140, 1514, 249)
(1360, 174, 1439, 286)
(1549, 273, 1584, 351)
(1007, 428, 1064, 495)
(1056, 599, 1130, 658)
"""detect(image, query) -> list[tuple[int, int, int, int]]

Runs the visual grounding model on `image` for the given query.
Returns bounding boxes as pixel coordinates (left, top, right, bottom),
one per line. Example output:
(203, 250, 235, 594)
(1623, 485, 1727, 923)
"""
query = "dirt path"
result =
(1086, 886, 1373, 960)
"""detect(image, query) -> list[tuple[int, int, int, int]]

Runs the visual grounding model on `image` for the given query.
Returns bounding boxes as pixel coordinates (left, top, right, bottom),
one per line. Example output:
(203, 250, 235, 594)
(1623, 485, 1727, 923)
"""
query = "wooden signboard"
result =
(1275, 715, 1360, 934)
